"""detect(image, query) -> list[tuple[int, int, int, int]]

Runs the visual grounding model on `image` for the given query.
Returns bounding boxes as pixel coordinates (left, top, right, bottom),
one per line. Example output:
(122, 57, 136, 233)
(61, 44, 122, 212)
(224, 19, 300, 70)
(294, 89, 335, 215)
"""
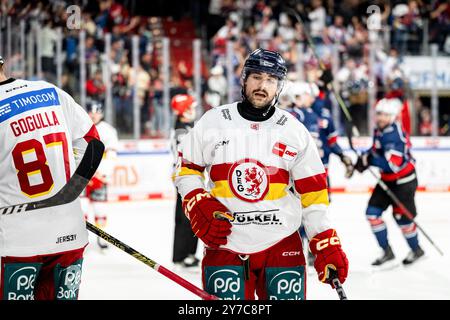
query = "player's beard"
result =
(246, 88, 275, 109)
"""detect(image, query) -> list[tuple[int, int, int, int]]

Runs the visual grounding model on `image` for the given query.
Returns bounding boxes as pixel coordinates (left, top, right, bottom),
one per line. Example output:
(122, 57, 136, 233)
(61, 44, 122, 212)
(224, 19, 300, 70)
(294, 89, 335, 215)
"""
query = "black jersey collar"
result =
(0, 78, 16, 86)
(237, 99, 275, 122)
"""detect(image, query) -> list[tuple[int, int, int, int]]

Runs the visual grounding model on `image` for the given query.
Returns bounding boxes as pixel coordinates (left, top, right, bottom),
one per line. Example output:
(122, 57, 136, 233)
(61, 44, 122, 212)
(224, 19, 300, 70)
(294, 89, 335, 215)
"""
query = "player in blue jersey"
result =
(351, 98, 424, 267)
(312, 93, 353, 192)
(291, 82, 353, 194)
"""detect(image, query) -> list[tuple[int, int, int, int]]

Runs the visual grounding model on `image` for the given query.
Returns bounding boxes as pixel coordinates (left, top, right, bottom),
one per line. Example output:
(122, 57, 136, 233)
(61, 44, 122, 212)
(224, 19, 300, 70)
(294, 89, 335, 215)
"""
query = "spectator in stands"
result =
(430, 0, 450, 53)
(214, 13, 241, 42)
(128, 64, 151, 135)
(86, 69, 106, 103)
(255, 6, 277, 47)
(419, 107, 433, 136)
(325, 14, 347, 57)
(40, 18, 58, 81)
(308, 0, 327, 44)
(277, 12, 296, 42)
(207, 65, 227, 107)
(391, 2, 423, 56)
(336, 58, 369, 134)
(345, 16, 368, 59)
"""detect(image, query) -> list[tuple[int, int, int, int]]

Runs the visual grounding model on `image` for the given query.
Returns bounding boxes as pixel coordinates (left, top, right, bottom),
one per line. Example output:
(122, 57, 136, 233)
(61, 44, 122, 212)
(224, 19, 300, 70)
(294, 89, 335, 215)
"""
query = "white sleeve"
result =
(173, 118, 206, 198)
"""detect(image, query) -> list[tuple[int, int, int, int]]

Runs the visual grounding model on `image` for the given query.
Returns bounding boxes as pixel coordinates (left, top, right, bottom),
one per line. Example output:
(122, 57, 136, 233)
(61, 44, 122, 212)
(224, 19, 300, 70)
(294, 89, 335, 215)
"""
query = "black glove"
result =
(319, 68, 334, 87)
(354, 153, 370, 173)
(339, 154, 354, 178)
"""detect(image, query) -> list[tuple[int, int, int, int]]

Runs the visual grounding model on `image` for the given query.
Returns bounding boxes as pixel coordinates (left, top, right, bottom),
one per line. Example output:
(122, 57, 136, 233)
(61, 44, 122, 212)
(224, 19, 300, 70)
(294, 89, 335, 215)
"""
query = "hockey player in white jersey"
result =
(174, 49, 348, 300)
(84, 100, 119, 250)
(0, 56, 102, 300)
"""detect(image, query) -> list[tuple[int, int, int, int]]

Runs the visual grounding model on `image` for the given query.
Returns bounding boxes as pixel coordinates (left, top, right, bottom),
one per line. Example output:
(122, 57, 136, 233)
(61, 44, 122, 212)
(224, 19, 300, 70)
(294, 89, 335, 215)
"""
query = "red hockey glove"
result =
(183, 188, 233, 248)
(309, 229, 348, 285)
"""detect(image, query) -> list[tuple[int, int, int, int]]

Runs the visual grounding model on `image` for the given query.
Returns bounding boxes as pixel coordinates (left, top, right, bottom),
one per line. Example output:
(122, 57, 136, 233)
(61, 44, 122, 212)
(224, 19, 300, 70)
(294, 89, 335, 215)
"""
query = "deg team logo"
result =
(228, 159, 269, 202)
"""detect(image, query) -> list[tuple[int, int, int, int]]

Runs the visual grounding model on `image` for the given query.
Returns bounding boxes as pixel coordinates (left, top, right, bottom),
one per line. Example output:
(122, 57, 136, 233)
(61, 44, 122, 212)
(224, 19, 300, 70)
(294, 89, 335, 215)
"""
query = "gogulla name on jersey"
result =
(10, 110, 60, 137)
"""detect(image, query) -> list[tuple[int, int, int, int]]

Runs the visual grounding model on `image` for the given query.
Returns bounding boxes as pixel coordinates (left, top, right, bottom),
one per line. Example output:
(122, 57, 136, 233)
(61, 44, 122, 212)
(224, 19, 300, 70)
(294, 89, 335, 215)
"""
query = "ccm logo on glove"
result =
(182, 188, 233, 248)
(315, 236, 340, 251)
(309, 229, 349, 285)
(185, 191, 212, 216)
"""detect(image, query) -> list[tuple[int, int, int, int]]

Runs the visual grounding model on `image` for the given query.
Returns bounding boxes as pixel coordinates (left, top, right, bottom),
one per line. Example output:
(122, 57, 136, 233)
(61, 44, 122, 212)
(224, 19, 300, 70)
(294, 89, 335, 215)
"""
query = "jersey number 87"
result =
(12, 132, 70, 198)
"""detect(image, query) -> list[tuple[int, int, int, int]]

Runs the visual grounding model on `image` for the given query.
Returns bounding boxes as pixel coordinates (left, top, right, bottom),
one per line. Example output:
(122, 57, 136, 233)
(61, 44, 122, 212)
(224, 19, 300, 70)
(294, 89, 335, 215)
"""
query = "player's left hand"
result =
(339, 154, 354, 178)
(309, 229, 349, 285)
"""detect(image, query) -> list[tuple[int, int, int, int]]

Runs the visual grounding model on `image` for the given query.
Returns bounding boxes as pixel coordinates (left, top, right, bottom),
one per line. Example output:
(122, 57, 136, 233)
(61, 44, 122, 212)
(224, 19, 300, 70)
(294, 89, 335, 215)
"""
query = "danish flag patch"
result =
(272, 142, 298, 161)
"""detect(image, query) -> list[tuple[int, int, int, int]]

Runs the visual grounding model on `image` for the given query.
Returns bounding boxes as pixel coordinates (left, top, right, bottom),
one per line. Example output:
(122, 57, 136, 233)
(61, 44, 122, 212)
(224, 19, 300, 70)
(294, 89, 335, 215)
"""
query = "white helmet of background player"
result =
(291, 81, 319, 97)
(278, 80, 295, 108)
(291, 81, 319, 107)
(375, 98, 402, 122)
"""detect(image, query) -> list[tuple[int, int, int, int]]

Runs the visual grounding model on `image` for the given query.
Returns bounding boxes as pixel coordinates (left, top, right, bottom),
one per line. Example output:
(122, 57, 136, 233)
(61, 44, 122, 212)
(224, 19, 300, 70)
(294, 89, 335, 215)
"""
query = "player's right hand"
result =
(182, 188, 233, 248)
(354, 153, 370, 173)
(309, 229, 349, 285)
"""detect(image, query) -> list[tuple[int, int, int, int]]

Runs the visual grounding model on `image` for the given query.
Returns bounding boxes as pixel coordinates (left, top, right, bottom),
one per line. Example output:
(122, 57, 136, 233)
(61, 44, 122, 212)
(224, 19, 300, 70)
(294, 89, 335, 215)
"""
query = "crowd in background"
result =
(1, 0, 450, 137)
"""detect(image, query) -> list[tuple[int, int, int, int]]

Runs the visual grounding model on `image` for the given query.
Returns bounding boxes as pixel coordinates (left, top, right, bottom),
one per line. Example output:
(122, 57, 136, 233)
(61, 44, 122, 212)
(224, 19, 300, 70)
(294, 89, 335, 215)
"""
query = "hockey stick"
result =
(327, 268, 348, 300)
(0, 139, 105, 215)
(286, 6, 444, 256)
(85, 221, 219, 300)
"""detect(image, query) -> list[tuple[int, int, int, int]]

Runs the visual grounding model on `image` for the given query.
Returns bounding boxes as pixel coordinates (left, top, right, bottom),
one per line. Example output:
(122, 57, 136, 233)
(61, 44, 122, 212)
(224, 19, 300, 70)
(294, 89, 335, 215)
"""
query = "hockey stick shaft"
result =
(331, 278, 348, 300)
(327, 267, 348, 300)
(0, 139, 104, 215)
(367, 168, 444, 256)
(85, 222, 219, 300)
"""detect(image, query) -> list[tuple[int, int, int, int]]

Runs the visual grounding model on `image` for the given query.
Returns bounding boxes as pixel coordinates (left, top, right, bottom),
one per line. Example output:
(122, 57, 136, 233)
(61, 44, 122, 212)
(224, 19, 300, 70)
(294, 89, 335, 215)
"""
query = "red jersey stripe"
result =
(181, 158, 205, 172)
(381, 162, 415, 181)
(294, 172, 328, 194)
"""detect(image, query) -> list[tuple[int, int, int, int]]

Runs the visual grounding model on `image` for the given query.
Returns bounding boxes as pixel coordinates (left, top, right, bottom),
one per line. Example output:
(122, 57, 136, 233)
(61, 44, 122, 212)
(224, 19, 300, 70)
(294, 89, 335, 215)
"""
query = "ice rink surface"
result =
(79, 192, 450, 300)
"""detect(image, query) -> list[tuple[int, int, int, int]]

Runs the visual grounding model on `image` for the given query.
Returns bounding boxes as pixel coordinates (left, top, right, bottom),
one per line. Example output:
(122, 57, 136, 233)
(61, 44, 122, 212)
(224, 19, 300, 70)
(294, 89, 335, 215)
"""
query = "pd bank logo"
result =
(266, 267, 305, 300)
(4, 264, 42, 300)
(55, 260, 83, 300)
(205, 266, 244, 300)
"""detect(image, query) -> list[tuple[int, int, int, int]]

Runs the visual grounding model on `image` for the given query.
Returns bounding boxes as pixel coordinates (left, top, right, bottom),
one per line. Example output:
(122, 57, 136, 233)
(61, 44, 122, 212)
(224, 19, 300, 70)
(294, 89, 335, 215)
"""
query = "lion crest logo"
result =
(244, 167, 264, 197)
(228, 159, 269, 202)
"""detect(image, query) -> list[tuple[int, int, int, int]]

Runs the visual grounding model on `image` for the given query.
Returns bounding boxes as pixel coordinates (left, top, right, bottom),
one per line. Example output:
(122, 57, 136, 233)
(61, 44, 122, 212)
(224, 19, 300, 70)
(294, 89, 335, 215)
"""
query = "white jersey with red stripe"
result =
(0, 78, 98, 257)
(174, 102, 332, 254)
(95, 120, 119, 180)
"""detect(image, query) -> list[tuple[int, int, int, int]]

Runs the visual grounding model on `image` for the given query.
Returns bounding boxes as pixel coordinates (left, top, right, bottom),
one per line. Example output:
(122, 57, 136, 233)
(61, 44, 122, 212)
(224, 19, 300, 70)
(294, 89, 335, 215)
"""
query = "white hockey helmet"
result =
(375, 98, 402, 120)
(291, 81, 319, 98)
(278, 80, 295, 104)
